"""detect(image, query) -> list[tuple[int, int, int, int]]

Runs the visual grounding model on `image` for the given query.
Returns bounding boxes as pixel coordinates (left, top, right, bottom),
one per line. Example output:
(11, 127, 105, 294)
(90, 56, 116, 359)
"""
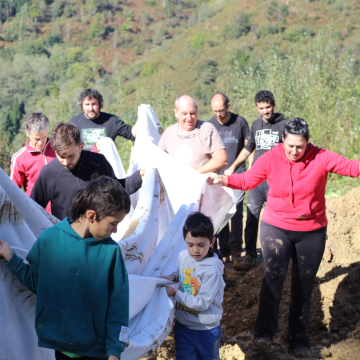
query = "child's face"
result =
(89, 210, 127, 240)
(185, 233, 215, 261)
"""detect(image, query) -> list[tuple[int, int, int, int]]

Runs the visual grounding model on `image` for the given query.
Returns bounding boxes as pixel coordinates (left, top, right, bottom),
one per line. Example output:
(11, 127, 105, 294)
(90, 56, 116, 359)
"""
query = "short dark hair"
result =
(283, 117, 310, 142)
(183, 212, 214, 242)
(25, 112, 49, 134)
(71, 176, 131, 221)
(254, 90, 275, 105)
(77, 89, 104, 110)
(51, 122, 81, 155)
(211, 92, 230, 107)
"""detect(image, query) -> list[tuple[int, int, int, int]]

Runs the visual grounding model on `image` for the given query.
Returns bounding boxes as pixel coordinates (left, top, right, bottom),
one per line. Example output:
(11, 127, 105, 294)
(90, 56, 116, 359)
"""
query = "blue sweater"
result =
(6, 218, 129, 358)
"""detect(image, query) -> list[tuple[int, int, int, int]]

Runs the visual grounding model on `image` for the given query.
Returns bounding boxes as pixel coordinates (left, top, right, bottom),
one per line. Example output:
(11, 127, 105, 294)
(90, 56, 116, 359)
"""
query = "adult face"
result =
(175, 97, 198, 132)
(82, 97, 100, 120)
(26, 129, 48, 152)
(283, 134, 308, 162)
(56, 143, 85, 171)
(256, 101, 275, 122)
(211, 95, 230, 123)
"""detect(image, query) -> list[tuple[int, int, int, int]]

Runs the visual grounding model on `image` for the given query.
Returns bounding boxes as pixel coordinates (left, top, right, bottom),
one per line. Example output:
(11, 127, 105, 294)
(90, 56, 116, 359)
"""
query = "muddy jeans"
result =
(255, 221, 327, 347)
(244, 180, 269, 259)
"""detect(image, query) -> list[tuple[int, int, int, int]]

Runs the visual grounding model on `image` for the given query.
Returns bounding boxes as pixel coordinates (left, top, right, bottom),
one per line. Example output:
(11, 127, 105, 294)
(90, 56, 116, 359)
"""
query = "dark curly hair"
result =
(254, 90, 275, 105)
(77, 89, 104, 110)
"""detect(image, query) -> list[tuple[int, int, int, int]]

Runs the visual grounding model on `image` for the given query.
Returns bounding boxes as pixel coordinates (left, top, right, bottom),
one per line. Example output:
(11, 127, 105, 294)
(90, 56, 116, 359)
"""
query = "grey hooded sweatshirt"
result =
(172, 250, 225, 330)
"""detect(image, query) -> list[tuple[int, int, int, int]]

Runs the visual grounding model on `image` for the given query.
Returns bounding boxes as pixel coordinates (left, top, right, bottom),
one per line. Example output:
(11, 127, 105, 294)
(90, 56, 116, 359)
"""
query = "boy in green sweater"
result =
(0, 176, 130, 360)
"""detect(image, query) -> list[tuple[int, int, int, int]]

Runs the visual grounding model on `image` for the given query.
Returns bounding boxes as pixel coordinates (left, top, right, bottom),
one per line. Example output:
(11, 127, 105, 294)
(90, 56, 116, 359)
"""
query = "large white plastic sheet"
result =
(0, 104, 235, 360)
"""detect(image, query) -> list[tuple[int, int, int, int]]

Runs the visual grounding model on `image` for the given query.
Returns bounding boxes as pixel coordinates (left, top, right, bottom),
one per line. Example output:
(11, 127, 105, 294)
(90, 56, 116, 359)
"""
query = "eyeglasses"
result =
(212, 108, 227, 114)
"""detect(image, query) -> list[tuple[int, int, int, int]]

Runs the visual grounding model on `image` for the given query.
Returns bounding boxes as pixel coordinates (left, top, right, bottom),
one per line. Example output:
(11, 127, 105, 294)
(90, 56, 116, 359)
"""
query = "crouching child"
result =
(0, 176, 130, 360)
(162, 212, 225, 360)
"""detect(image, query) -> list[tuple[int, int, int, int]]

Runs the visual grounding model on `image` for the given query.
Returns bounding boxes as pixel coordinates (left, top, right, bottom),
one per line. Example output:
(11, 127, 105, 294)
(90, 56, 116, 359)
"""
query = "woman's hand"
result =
(207, 173, 228, 186)
(140, 169, 145, 180)
(166, 286, 177, 297)
(159, 274, 176, 282)
(0, 240, 13, 262)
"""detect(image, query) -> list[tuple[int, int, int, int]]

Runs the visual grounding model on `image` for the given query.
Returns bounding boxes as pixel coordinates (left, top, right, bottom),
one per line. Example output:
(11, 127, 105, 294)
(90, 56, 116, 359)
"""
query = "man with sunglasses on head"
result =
(158, 95, 227, 173)
(208, 93, 250, 263)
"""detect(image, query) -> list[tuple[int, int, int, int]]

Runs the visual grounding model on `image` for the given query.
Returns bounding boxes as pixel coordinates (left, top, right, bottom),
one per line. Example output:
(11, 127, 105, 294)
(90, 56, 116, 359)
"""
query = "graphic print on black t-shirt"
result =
(255, 129, 280, 150)
(218, 130, 239, 144)
(82, 128, 106, 145)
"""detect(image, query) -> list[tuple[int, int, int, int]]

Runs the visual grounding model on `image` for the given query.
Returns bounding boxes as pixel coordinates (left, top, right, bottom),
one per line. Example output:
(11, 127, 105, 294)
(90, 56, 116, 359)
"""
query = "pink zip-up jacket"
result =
(226, 143, 360, 231)
(10, 139, 56, 212)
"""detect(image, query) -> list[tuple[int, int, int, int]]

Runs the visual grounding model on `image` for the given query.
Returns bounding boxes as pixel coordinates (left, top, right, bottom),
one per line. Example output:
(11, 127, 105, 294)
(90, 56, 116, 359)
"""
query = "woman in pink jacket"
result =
(207, 118, 360, 357)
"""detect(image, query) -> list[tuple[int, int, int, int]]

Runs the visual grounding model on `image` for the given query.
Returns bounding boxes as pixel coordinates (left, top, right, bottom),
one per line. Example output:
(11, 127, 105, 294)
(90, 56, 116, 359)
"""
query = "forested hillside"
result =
(1, 0, 360, 186)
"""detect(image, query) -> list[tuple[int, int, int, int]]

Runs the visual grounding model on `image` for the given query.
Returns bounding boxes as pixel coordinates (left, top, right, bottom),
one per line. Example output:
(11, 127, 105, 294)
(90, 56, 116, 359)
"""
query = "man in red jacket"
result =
(10, 112, 56, 212)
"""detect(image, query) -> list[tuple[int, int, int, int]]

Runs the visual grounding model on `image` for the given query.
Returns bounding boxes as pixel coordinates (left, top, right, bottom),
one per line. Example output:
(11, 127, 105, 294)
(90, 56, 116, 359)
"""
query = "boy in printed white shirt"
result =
(162, 212, 225, 360)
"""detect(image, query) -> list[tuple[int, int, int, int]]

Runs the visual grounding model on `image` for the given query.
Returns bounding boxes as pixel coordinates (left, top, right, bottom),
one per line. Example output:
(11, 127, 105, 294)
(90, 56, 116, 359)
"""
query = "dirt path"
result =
(143, 187, 360, 360)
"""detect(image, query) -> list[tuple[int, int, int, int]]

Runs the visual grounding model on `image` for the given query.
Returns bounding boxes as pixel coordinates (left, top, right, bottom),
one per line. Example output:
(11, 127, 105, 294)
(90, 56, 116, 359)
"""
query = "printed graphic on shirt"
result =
(218, 130, 239, 144)
(173, 145, 194, 164)
(176, 301, 199, 317)
(255, 129, 279, 150)
(179, 264, 200, 297)
(177, 264, 201, 317)
(82, 128, 106, 144)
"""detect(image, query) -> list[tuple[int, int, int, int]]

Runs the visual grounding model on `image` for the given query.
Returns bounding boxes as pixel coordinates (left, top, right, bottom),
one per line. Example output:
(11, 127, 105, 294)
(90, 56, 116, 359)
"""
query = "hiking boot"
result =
(252, 336, 271, 352)
(292, 345, 312, 358)
(231, 250, 242, 261)
(233, 254, 256, 271)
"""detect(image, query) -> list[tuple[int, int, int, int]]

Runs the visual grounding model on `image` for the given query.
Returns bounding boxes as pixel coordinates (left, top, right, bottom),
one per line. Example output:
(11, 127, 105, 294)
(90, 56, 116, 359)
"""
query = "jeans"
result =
(244, 180, 269, 258)
(254, 221, 327, 347)
(174, 321, 222, 360)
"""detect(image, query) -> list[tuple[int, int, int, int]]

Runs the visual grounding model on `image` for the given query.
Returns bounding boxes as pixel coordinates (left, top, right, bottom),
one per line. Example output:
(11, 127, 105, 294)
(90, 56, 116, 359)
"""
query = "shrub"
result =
(225, 12, 251, 39)
(188, 32, 205, 49)
(142, 61, 159, 76)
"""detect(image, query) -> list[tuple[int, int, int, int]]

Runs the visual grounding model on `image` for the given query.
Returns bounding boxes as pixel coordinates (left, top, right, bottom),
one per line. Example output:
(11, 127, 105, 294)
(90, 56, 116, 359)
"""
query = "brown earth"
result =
(143, 186, 360, 360)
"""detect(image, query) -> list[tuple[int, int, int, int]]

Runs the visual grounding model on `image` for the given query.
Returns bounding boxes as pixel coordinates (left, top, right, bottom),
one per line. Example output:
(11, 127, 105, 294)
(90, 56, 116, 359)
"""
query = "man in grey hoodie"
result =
(162, 212, 225, 359)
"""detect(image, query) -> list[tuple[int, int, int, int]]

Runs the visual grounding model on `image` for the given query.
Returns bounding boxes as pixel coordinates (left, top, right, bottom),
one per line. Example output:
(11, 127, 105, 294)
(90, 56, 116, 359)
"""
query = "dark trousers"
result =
(55, 350, 106, 360)
(244, 180, 269, 258)
(174, 321, 222, 360)
(218, 199, 244, 255)
(255, 221, 327, 347)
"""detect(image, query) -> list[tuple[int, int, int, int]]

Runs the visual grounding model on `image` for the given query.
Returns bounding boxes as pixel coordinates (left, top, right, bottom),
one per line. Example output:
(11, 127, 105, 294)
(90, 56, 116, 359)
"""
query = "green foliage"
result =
(284, 26, 315, 42)
(23, 39, 50, 57)
(267, 0, 289, 21)
(91, 13, 106, 38)
(188, 32, 206, 49)
(142, 61, 159, 76)
(4, 97, 25, 142)
(230, 31, 360, 162)
(225, 12, 251, 39)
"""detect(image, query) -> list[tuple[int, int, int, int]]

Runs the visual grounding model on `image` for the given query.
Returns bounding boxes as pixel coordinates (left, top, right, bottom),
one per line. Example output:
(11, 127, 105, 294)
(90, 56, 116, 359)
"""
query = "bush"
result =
(91, 13, 106, 38)
(23, 39, 50, 57)
(142, 61, 159, 76)
(45, 33, 63, 46)
(188, 32, 205, 49)
(225, 12, 251, 39)
(284, 26, 315, 42)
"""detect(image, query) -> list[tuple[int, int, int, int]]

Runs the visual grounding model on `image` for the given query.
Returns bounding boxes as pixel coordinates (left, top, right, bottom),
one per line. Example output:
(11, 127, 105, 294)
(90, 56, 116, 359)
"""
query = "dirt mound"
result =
(144, 186, 360, 359)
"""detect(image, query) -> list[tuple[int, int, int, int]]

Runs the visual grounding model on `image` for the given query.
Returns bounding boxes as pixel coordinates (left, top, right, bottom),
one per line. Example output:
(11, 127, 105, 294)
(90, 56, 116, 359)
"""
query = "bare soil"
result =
(144, 187, 360, 359)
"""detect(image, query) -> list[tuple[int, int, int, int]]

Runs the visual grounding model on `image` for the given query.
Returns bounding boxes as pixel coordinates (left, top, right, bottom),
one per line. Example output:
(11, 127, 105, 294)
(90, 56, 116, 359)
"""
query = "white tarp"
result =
(0, 104, 235, 360)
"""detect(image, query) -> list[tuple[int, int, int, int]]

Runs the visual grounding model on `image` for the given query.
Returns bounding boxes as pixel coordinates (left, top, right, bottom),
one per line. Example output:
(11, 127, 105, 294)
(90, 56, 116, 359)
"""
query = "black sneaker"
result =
(293, 345, 312, 358)
(233, 254, 256, 271)
(252, 336, 271, 352)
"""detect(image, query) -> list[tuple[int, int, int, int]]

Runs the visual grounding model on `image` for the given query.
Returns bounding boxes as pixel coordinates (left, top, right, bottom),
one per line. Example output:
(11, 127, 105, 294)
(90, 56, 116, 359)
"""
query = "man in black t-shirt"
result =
(69, 89, 139, 151)
(208, 93, 250, 263)
(226, 90, 287, 270)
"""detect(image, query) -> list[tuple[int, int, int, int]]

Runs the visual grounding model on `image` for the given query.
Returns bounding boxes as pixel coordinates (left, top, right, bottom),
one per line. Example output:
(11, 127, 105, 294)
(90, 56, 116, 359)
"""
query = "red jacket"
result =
(10, 139, 56, 212)
(227, 143, 360, 231)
